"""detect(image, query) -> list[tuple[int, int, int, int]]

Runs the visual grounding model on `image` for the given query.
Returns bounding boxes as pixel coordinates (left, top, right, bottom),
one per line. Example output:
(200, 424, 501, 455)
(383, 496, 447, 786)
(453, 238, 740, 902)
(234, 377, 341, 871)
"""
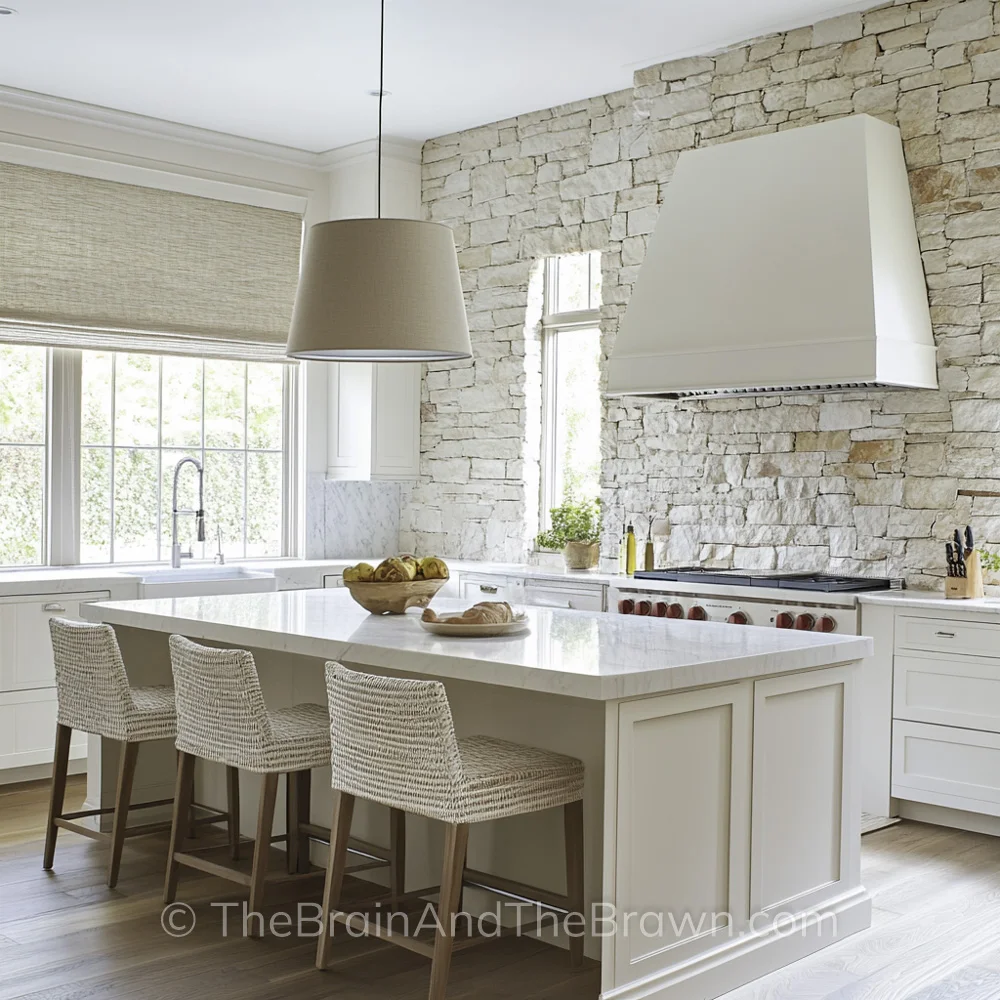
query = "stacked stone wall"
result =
(403, 0, 1000, 586)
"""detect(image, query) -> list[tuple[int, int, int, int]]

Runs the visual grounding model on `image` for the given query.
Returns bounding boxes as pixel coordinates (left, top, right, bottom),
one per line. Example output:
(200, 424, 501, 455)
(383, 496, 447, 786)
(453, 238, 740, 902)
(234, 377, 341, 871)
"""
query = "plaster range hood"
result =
(606, 114, 938, 399)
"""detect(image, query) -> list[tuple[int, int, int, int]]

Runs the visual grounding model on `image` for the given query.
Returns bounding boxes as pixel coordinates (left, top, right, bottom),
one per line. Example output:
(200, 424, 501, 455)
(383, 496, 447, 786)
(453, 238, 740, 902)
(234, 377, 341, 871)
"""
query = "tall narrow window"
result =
(540, 252, 602, 527)
(80, 352, 286, 564)
(0, 345, 47, 565)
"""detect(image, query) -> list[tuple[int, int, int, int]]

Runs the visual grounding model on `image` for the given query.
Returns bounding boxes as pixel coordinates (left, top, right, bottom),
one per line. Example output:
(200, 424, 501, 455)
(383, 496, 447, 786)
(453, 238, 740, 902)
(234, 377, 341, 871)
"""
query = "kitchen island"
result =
(81, 589, 872, 1000)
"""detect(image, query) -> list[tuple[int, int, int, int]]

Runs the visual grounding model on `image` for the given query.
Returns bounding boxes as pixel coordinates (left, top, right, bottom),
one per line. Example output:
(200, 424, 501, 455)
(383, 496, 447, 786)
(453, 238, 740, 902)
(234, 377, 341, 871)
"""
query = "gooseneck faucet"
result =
(171, 457, 206, 568)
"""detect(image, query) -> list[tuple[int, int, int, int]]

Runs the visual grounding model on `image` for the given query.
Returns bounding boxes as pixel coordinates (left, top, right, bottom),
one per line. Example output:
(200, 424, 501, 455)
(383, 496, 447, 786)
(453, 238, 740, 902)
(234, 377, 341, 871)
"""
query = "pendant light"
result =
(286, 0, 472, 362)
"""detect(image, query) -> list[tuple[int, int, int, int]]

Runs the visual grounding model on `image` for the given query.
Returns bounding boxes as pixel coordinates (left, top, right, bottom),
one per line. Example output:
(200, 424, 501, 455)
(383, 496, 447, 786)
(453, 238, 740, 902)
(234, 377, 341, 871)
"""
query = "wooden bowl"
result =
(344, 578, 446, 615)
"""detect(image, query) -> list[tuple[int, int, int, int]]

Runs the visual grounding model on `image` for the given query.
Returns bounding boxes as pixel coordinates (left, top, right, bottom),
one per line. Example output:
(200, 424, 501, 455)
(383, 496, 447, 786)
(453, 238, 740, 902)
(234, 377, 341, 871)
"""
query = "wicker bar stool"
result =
(317, 663, 586, 1000)
(164, 635, 404, 933)
(43, 618, 232, 888)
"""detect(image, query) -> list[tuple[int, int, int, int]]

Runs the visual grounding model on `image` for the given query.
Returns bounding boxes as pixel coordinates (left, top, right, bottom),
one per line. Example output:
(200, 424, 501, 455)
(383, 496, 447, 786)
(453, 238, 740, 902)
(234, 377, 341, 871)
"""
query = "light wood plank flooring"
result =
(1, 778, 999, 999)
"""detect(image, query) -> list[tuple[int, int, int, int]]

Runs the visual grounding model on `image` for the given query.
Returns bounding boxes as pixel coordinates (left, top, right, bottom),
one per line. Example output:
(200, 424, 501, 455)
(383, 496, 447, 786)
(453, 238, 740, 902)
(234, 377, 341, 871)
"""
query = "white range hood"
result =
(607, 114, 938, 398)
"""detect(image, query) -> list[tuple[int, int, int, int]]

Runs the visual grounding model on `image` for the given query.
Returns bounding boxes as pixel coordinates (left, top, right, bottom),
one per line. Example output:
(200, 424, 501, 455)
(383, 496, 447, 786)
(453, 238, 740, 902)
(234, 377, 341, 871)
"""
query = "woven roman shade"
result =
(0, 162, 302, 361)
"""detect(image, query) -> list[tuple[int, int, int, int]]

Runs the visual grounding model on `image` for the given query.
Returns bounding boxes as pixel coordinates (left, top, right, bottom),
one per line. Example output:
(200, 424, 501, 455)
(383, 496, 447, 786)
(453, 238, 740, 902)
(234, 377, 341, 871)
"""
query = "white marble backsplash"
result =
(304, 475, 401, 558)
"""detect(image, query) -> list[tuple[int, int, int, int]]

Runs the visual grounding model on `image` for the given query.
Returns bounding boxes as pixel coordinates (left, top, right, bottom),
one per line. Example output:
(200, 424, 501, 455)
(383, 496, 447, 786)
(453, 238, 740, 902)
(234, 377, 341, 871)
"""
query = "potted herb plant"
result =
(536, 497, 602, 570)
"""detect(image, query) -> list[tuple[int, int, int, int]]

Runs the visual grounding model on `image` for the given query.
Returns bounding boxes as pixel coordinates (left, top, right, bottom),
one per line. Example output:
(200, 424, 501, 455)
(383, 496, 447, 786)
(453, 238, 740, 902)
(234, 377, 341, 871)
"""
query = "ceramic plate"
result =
(418, 614, 530, 637)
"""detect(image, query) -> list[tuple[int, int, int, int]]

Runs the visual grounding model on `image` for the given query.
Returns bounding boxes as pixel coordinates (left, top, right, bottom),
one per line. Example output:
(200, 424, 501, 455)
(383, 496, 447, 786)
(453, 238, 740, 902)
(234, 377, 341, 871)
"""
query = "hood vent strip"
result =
(650, 382, 908, 400)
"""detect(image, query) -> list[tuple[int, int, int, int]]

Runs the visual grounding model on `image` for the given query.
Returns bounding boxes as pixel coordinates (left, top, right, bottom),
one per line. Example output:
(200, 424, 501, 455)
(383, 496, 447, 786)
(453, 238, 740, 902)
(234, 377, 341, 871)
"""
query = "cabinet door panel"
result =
(751, 665, 859, 917)
(613, 683, 752, 983)
(0, 591, 110, 692)
(372, 363, 420, 480)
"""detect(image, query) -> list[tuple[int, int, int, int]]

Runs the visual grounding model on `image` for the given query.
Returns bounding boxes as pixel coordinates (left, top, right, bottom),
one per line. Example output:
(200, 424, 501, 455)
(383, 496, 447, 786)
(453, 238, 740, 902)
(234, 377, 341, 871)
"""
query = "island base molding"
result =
(599, 887, 872, 1000)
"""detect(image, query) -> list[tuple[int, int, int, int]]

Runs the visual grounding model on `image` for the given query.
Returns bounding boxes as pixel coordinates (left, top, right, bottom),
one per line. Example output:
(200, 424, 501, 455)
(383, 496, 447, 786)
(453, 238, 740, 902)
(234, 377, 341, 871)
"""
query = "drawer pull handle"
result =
(42, 603, 66, 613)
(479, 585, 498, 594)
(934, 631, 956, 638)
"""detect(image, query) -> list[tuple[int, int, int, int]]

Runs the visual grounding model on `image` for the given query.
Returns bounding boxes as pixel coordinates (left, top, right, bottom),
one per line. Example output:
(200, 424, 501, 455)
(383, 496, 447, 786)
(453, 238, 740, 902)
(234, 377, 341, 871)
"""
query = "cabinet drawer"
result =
(322, 575, 345, 588)
(0, 591, 111, 693)
(895, 616, 1000, 658)
(524, 583, 604, 612)
(894, 653, 1000, 733)
(459, 576, 522, 604)
(892, 720, 1000, 818)
(0, 689, 87, 769)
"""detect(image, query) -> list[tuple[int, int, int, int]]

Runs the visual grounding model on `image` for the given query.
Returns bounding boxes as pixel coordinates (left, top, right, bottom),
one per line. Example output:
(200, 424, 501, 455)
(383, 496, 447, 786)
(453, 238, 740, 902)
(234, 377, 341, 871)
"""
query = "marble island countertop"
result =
(81, 589, 871, 701)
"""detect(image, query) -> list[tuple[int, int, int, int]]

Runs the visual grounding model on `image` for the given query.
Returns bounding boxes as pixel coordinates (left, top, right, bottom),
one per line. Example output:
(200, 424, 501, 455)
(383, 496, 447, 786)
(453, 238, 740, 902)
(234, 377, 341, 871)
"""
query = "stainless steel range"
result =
(609, 569, 903, 636)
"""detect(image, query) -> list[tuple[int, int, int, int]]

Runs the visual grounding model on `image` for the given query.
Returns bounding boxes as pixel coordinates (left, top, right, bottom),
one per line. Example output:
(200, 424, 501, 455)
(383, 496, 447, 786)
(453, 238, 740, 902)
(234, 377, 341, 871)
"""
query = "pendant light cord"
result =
(377, 0, 384, 219)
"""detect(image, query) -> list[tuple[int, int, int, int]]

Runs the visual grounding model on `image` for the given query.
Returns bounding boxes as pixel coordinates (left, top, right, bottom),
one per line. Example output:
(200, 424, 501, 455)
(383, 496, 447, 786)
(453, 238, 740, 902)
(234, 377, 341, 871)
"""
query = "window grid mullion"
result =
(243, 364, 249, 558)
(109, 354, 117, 564)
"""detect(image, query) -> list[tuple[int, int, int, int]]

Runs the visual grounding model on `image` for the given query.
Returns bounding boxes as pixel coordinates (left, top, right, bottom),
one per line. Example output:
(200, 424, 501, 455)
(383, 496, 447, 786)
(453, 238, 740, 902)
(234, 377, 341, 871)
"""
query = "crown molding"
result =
(316, 137, 424, 168)
(0, 84, 326, 168)
(0, 85, 426, 177)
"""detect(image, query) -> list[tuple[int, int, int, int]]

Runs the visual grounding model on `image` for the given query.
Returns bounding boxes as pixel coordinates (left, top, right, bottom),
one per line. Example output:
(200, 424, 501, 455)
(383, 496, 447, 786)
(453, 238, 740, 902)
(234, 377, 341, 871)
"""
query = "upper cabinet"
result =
(327, 361, 420, 481)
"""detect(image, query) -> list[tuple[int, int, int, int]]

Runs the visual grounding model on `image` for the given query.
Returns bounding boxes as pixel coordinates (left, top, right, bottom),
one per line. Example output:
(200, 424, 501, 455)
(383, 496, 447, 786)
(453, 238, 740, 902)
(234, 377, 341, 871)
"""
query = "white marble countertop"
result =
(81, 589, 872, 701)
(859, 589, 1000, 615)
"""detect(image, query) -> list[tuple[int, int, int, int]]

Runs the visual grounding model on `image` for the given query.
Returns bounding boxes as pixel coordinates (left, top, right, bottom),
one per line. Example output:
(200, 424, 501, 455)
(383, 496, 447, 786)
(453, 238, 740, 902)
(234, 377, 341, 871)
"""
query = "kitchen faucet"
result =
(171, 457, 206, 568)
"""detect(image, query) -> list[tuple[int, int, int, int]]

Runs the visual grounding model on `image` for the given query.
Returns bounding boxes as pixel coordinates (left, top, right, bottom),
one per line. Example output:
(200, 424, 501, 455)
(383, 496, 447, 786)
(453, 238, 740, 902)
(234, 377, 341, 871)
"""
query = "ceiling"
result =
(0, 0, 871, 154)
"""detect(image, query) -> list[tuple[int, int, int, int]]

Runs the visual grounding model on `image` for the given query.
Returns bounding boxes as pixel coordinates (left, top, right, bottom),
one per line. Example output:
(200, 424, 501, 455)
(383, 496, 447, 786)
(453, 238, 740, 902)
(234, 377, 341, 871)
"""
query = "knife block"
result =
(945, 551, 984, 599)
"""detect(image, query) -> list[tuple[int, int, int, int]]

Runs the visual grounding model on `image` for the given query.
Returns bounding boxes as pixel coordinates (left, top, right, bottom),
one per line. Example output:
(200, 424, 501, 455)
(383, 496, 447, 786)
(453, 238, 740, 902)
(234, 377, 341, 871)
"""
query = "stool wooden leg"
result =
(42, 723, 72, 871)
(248, 772, 279, 938)
(163, 751, 195, 904)
(107, 740, 139, 888)
(316, 790, 355, 970)
(286, 769, 312, 874)
(226, 766, 240, 861)
(564, 799, 585, 968)
(390, 807, 406, 906)
(428, 822, 470, 1000)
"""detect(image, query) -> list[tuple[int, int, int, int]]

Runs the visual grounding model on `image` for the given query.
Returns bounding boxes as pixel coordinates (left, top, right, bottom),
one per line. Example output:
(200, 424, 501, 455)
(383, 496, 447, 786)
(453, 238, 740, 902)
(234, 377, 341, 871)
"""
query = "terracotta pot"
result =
(563, 541, 599, 571)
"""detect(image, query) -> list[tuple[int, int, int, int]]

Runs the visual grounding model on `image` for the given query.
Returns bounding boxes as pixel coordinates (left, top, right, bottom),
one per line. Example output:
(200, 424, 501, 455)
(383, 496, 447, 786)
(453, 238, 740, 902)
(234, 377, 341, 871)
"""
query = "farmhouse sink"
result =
(125, 566, 277, 598)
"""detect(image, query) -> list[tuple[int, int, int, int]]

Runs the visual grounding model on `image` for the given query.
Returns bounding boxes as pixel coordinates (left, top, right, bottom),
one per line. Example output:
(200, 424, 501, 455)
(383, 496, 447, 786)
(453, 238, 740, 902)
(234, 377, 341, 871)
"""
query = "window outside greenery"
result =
(0, 345, 47, 566)
(0, 343, 287, 568)
(81, 352, 284, 563)
(541, 252, 602, 525)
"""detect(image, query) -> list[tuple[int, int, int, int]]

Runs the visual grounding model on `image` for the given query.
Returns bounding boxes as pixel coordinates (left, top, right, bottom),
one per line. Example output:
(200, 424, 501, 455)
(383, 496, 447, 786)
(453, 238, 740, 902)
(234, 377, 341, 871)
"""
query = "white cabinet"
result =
(327, 361, 420, 481)
(523, 580, 605, 612)
(0, 590, 108, 770)
(889, 612, 1000, 824)
(0, 591, 110, 691)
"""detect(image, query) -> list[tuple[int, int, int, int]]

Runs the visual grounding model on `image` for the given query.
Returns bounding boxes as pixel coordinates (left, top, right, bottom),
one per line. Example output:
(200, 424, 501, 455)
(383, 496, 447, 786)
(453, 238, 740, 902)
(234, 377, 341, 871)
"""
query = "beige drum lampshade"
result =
(286, 218, 472, 361)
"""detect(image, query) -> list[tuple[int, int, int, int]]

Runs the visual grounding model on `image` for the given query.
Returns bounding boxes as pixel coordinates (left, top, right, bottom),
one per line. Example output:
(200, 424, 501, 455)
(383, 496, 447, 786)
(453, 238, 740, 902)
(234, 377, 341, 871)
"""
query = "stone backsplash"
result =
(400, 0, 1000, 588)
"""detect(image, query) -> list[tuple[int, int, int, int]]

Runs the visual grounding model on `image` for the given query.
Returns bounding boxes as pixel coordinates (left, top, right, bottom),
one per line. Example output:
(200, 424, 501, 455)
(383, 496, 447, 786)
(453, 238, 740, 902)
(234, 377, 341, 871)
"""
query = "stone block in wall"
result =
(925, 0, 993, 49)
(812, 12, 863, 47)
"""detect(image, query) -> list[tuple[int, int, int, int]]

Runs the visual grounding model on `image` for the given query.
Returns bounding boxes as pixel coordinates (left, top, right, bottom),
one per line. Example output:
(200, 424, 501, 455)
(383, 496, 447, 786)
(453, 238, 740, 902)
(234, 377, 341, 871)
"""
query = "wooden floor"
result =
(1, 778, 999, 1000)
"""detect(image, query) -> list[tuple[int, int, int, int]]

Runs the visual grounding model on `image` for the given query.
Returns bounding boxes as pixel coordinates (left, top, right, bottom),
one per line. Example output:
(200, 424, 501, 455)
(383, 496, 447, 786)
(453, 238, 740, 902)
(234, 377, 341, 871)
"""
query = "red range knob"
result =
(618, 599, 635, 615)
(816, 615, 837, 633)
(652, 602, 668, 618)
(636, 600, 652, 616)
(727, 611, 750, 625)
(666, 603, 684, 619)
(794, 613, 816, 631)
(775, 612, 795, 629)
(687, 605, 708, 621)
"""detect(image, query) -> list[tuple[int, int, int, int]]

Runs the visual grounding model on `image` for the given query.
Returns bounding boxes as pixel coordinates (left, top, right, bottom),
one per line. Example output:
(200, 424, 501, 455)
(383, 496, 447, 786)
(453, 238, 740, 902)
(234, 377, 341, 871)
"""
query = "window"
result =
(80, 353, 287, 563)
(0, 345, 293, 568)
(0, 345, 48, 566)
(540, 252, 603, 525)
